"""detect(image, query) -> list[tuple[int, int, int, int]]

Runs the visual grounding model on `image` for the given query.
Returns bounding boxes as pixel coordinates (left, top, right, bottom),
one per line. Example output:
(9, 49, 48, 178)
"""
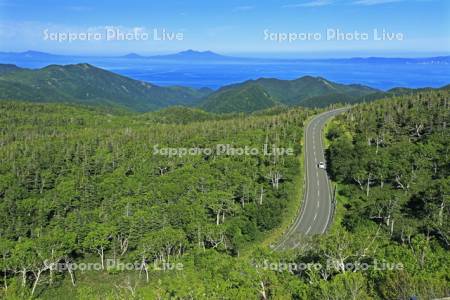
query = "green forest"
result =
(0, 63, 384, 114)
(0, 87, 449, 299)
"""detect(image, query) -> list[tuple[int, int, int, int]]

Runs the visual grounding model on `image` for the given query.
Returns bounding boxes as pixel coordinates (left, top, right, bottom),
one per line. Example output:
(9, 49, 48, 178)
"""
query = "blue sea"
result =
(3, 56, 450, 91)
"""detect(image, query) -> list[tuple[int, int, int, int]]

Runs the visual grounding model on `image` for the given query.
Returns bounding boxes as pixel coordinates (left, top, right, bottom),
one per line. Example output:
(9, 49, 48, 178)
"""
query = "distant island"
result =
(1, 49, 449, 63)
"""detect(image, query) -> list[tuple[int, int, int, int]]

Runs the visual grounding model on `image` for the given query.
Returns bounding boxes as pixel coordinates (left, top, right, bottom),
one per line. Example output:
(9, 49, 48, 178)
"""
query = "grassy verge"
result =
(259, 142, 305, 250)
(331, 183, 349, 227)
(323, 116, 333, 148)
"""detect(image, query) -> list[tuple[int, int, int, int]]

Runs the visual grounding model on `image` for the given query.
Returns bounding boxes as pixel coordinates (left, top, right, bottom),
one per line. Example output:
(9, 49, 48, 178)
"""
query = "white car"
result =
(318, 162, 326, 169)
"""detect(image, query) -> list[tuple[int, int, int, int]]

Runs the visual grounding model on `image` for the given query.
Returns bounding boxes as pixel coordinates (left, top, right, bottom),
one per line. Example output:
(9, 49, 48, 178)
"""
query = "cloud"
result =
(351, 0, 404, 5)
(282, 0, 334, 8)
(282, 0, 424, 7)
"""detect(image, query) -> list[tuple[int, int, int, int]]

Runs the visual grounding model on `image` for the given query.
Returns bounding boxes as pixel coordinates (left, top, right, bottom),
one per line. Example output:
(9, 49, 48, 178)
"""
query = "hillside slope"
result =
(0, 63, 212, 111)
(200, 76, 379, 113)
(324, 88, 449, 299)
(200, 83, 281, 113)
(0, 64, 24, 75)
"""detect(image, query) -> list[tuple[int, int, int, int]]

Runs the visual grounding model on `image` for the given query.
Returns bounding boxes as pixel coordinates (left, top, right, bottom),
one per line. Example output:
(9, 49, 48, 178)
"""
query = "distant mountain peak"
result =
(122, 53, 143, 58)
(0, 63, 212, 112)
(76, 63, 95, 69)
(42, 63, 94, 71)
(200, 76, 381, 113)
(179, 49, 196, 54)
(171, 50, 227, 59)
(296, 75, 317, 81)
(179, 49, 217, 55)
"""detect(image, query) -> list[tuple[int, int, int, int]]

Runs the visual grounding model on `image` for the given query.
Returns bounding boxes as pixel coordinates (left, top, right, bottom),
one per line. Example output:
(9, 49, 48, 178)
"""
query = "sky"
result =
(0, 0, 449, 57)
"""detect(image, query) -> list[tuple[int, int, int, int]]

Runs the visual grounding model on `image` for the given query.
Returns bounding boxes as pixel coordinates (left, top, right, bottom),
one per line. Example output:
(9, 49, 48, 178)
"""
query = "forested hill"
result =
(353, 84, 450, 103)
(0, 100, 313, 298)
(0, 64, 24, 76)
(199, 76, 380, 113)
(199, 83, 281, 113)
(2, 62, 447, 115)
(0, 63, 383, 114)
(0, 87, 449, 298)
(0, 63, 212, 111)
(323, 87, 449, 299)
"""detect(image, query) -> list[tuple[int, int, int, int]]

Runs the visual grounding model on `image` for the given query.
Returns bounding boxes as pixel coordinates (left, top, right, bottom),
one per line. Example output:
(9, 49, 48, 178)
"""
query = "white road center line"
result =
(306, 225, 312, 234)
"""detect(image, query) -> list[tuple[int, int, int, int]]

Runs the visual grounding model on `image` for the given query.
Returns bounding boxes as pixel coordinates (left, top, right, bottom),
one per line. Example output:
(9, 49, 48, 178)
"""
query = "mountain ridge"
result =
(0, 63, 212, 111)
(1, 62, 447, 114)
(199, 75, 381, 113)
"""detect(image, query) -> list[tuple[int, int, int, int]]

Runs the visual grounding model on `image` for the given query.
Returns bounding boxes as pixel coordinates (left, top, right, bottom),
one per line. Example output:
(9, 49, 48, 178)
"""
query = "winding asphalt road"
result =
(274, 108, 348, 250)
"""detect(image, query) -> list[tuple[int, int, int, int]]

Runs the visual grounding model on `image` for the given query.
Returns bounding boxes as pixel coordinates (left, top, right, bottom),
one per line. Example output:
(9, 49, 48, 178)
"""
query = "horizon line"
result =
(1, 49, 450, 60)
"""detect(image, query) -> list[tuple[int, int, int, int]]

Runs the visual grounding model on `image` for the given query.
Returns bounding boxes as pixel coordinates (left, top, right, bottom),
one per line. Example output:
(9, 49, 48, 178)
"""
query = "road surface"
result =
(274, 108, 348, 250)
